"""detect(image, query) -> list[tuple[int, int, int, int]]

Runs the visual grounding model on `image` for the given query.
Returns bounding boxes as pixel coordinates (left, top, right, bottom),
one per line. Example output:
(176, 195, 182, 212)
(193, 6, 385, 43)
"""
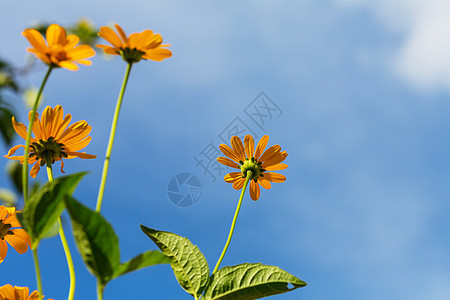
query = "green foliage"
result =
(112, 250, 170, 279)
(0, 106, 15, 145)
(64, 195, 120, 285)
(203, 263, 307, 300)
(65, 198, 170, 287)
(6, 161, 23, 195)
(141, 226, 210, 298)
(19, 172, 85, 248)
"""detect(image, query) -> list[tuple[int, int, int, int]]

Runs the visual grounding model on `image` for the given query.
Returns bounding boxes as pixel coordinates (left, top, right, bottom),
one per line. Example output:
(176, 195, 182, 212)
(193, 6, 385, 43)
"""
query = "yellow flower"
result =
(217, 135, 288, 201)
(96, 24, 172, 63)
(0, 284, 53, 300)
(0, 206, 31, 263)
(4, 105, 96, 178)
(23, 24, 96, 71)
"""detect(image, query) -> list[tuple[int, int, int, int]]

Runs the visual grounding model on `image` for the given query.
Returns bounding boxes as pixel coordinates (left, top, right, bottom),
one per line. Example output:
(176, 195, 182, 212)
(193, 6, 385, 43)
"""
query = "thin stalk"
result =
(212, 171, 252, 274)
(32, 248, 43, 297)
(96, 62, 133, 212)
(23, 66, 53, 203)
(97, 279, 104, 300)
(46, 159, 76, 300)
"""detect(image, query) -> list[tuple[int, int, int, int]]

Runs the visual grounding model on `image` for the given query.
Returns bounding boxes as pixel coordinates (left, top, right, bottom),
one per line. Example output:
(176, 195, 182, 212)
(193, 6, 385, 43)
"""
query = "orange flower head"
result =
(96, 24, 172, 63)
(0, 206, 31, 263)
(217, 135, 288, 201)
(0, 284, 53, 300)
(4, 105, 97, 178)
(23, 24, 96, 71)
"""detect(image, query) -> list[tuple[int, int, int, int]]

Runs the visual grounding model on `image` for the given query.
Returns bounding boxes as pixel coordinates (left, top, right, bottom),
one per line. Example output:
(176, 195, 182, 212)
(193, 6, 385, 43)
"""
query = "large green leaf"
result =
(21, 172, 85, 247)
(141, 226, 210, 298)
(112, 250, 170, 279)
(64, 196, 120, 285)
(203, 263, 307, 300)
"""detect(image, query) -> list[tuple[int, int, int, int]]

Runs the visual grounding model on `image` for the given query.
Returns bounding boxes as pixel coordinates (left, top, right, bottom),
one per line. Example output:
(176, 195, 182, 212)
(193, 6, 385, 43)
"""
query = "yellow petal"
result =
(114, 24, 128, 44)
(254, 135, 269, 159)
(68, 45, 96, 60)
(244, 135, 255, 159)
(65, 152, 96, 159)
(22, 29, 47, 52)
(232, 178, 245, 190)
(258, 145, 281, 163)
(249, 181, 260, 200)
(58, 61, 79, 71)
(219, 144, 241, 164)
(224, 172, 243, 183)
(264, 163, 288, 171)
(262, 151, 288, 168)
(98, 26, 123, 48)
(0, 284, 14, 297)
(142, 48, 172, 61)
(30, 162, 41, 178)
(231, 136, 246, 161)
(64, 34, 80, 50)
(258, 178, 271, 189)
(217, 157, 240, 169)
(46, 24, 66, 46)
(0, 240, 7, 263)
(7, 229, 31, 253)
(64, 136, 92, 152)
(265, 172, 286, 183)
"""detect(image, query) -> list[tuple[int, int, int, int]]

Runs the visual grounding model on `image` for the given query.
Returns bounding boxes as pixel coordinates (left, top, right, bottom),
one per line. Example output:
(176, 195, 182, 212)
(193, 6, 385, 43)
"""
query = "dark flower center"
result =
(0, 220, 13, 240)
(120, 47, 145, 63)
(29, 137, 68, 166)
(240, 157, 265, 182)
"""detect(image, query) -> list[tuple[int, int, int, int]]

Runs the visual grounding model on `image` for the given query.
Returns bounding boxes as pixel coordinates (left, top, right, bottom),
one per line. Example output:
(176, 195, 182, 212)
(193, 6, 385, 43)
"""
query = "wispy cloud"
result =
(337, 0, 450, 91)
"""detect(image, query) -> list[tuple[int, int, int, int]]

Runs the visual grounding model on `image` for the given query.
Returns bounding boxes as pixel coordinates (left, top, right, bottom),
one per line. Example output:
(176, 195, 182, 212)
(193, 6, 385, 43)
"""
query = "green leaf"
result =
(203, 263, 307, 300)
(64, 196, 120, 285)
(141, 225, 209, 298)
(112, 250, 171, 279)
(0, 106, 15, 145)
(21, 172, 85, 247)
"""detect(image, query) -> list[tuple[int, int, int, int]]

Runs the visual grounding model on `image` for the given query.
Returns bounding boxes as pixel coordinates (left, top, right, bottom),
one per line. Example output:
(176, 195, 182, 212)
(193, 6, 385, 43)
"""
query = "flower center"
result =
(29, 137, 68, 166)
(240, 157, 265, 181)
(120, 47, 145, 63)
(0, 220, 13, 240)
(48, 45, 68, 62)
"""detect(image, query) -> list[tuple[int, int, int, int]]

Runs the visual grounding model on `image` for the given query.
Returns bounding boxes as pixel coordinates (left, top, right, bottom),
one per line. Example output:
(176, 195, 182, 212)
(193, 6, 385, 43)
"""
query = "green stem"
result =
(96, 62, 133, 212)
(97, 279, 104, 300)
(22, 66, 53, 203)
(32, 248, 43, 297)
(46, 159, 76, 300)
(212, 171, 252, 274)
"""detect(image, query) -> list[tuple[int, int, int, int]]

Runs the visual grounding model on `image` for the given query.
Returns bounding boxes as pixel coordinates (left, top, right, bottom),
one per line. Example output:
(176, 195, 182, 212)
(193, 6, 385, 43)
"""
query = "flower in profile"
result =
(217, 135, 287, 201)
(0, 206, 31, 263)
(96, 24, 172, 63)
(23, 24, 96, 71)
(4, 105, 96, 178)
(0, 284, 53, 300)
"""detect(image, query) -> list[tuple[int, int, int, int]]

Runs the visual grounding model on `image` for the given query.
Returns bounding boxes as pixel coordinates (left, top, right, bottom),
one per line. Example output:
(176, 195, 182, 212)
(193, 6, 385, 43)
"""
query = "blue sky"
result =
(1, 1, 450, 299)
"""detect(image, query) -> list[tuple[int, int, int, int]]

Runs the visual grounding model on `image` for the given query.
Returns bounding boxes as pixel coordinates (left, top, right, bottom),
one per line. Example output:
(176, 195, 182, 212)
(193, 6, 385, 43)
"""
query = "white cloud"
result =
(337, 0, 450, 91)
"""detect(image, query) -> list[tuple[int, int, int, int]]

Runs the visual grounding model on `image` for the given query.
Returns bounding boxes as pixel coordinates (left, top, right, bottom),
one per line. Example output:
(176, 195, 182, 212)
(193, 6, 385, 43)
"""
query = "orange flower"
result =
(4, 105, 96, 178)
(96, 24, 172, 63)
(0, 206, 31, 263)
(217, 135, 288, 201)
(23, 24, 95, 71)
(0, 284, 53, 300)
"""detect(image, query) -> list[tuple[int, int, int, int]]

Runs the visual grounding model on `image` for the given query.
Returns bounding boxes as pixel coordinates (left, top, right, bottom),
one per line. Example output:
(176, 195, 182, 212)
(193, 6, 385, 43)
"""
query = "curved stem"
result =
(22, 66, 53, 203)
(96, 62, 133, 212)
(32, 248, 43, 297)
(46, 159, 76, 300)
(97, 279, 104, 300)
(212, 171, 252, 274)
